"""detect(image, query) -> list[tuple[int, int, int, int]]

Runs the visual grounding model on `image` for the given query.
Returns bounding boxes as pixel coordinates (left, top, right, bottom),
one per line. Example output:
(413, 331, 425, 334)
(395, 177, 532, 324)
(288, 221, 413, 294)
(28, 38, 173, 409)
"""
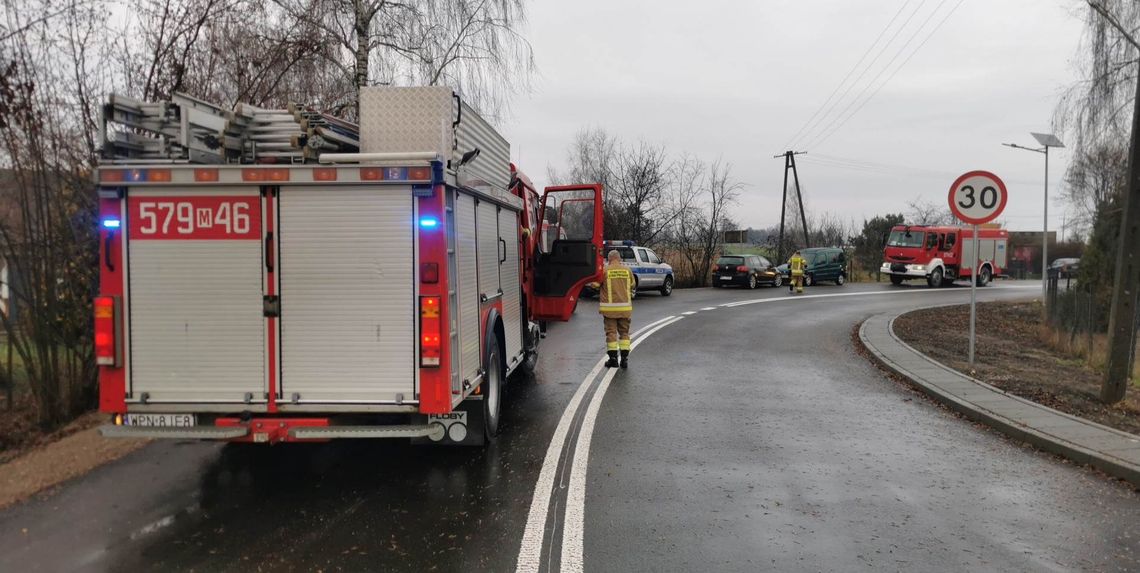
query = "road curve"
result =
(0, 281, 1136, 572)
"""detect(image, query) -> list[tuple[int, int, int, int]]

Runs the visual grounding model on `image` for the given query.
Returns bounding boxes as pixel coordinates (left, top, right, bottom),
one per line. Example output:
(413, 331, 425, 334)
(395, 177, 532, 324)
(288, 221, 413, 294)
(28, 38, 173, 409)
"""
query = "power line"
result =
(806, 0, 967, 151)
(790, 0, 932, 150)
(781, 0, 915, 150)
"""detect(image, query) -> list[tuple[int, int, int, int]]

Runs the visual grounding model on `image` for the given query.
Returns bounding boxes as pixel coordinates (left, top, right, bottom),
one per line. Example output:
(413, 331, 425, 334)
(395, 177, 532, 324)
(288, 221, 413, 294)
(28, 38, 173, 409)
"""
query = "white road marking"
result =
(559, 316, 684, 573)
(515, 313, 676, 573)
(682, 311, 696, 315)
(701, 307, 716, 311)
(720, 285, 1035, 308)
(520, 283, 1038, 572)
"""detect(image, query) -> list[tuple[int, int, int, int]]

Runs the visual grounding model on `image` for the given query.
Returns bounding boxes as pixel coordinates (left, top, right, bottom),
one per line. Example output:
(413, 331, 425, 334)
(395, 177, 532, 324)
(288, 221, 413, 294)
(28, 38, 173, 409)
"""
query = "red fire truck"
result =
(880, 225, 1008, 288)
(95, 87, 603, 445)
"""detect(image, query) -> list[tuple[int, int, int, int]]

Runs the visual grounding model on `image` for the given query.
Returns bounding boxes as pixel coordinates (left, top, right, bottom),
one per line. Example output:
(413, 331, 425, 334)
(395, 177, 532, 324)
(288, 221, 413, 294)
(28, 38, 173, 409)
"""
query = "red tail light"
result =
(420, 296, 442, 367)
(94, 296, 118, 367)
(736, 265, 749, 272)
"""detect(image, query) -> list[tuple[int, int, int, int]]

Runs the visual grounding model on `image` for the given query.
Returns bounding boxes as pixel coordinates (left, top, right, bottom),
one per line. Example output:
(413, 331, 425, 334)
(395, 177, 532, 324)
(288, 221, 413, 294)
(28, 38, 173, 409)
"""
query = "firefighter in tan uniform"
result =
(598, 250, 634, 368)
(788, 251, 807, 294)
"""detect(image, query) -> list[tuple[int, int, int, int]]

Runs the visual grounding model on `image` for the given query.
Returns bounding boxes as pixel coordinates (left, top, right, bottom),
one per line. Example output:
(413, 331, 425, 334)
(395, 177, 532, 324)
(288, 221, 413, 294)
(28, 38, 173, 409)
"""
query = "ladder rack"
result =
(99, 92, 360, 165)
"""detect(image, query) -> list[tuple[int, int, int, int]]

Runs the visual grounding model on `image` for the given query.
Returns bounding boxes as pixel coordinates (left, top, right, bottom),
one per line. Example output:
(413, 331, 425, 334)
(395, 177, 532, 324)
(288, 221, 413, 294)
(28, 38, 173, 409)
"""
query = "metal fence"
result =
(1046, 273, 1140, 366)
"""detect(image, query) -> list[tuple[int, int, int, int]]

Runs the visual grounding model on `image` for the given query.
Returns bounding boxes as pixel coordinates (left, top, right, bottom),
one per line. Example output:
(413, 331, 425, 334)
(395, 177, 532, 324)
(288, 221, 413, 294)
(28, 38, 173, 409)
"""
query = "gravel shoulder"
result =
(894, 301, 1140, 435)
(0, 413, 149, 510)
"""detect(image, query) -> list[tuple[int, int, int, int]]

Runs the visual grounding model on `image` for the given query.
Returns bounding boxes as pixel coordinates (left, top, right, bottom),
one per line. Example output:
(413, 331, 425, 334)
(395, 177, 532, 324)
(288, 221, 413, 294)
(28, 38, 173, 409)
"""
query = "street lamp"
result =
(1003, 132, 1065, 302)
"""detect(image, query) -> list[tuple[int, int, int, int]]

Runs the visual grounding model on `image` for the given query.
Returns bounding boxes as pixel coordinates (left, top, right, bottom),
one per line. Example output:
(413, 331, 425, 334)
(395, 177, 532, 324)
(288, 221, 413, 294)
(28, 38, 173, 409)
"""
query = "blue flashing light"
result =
(102, 219, 122, 229)
(419, 216, 440, 229)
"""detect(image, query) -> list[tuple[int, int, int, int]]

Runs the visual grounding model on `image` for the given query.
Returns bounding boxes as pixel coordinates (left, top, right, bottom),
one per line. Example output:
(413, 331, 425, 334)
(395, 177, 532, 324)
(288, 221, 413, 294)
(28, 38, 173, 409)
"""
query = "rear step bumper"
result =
(99, 424, 444, 441)
(289, 424, 443, 440)
(100, 425, 250, 440)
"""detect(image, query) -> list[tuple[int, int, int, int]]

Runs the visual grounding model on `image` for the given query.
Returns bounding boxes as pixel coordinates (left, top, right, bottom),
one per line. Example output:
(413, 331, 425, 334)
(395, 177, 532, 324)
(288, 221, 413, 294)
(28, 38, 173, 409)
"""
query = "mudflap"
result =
(411, 398, 486, 446)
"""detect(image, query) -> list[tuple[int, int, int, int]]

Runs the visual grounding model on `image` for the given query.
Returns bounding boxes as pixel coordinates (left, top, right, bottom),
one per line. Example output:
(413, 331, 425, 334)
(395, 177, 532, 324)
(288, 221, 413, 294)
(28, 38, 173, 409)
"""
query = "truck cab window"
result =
(925, 233, 939, 250)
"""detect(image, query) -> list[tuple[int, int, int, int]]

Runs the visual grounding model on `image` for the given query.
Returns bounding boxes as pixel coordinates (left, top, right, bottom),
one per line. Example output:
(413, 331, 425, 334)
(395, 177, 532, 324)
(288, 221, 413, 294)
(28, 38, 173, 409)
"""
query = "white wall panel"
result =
(498, 208, 523, 364)
(455, 193, 480, 383)
(128, 191, 264, 404)
(278, 186, 415, 403)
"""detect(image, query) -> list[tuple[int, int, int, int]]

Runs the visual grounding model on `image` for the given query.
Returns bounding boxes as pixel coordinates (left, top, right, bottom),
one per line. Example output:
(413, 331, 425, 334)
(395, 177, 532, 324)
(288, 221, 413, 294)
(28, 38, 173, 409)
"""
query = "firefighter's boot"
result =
(619, 350, 629, 369)
(605, 351, 619, 368)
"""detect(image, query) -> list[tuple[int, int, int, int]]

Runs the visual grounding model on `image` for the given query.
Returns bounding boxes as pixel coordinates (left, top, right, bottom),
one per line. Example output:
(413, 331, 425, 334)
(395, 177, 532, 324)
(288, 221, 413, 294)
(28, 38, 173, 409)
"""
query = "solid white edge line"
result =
(515, 313, 676, 573)
(559, 316, 684, 573)
(515, 354, 606, 573)
(553, 283, 1039, 571)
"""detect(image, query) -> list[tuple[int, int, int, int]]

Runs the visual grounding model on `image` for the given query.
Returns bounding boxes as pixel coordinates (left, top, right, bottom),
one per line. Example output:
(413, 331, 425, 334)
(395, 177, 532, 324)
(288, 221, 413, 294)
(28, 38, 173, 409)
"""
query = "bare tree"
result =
(0, 0, 104, 429)
(906, 196, 954, 226)
(1063, 142, 1129, 234)
(271, 0, 533, 118)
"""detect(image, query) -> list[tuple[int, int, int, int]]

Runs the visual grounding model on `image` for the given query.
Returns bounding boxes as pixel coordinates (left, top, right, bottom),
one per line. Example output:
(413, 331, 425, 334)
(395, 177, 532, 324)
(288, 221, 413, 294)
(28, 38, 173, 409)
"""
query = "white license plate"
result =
(124, 413, 197, 427)
(720, 276, 733, 280)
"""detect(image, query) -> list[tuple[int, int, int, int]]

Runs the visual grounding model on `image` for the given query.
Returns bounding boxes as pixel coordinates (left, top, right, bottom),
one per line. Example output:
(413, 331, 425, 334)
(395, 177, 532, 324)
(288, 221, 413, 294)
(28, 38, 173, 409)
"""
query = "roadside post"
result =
(948, 171, 1008, 367)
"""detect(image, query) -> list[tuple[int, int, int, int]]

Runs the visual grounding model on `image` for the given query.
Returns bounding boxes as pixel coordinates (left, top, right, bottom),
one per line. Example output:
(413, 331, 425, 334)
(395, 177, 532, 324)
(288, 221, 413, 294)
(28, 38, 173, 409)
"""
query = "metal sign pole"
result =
(969, 223, 978, 367)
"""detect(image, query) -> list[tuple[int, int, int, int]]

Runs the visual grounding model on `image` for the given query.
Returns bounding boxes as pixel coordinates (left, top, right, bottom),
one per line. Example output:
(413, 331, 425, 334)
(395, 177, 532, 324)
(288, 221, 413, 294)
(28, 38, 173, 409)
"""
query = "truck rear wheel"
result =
(483, 335, 503, 441)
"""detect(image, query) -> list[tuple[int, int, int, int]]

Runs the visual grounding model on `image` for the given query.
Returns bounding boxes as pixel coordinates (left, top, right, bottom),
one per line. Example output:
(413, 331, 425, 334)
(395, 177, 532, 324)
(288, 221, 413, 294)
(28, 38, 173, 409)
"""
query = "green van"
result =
(776, 247, 848, 286)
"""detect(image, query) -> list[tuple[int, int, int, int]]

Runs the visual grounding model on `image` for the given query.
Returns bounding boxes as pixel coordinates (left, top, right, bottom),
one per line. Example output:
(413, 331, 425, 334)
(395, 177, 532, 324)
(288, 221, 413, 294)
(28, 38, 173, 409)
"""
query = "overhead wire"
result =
(780, 0, 916, 151)
(804, 0, 968, 151)
(788, 0, 932, 151)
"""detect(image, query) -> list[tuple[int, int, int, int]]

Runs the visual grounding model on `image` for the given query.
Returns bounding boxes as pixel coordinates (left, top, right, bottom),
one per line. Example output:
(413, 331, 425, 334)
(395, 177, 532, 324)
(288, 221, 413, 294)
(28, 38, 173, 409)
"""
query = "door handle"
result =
(264, 232, 274, 272)
(499, 237, 507, 264)
(104, 231, 115, 272)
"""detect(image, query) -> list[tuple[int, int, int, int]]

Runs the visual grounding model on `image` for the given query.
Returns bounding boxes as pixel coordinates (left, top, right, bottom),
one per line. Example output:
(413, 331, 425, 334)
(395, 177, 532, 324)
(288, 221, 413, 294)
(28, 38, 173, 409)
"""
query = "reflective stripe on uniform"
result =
(599, 302, 633, 311)
(618, 339, 631, 350)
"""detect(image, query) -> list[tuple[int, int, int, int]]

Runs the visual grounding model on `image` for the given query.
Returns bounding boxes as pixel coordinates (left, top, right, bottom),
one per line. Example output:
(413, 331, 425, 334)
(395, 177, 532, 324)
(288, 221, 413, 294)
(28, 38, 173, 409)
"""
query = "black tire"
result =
(748, 274, 758, 289)
(927, 267, 943, 289)
(889, 275, 904, 286)
(977, 265, 992, 287)
(772, 275, 783, 288)
(483, 335, 503, 441)
(660, 276, 674, 296)
(630, 278, 639, 299)
(804, 274, 814, 287)
(835, 273, 846, 286)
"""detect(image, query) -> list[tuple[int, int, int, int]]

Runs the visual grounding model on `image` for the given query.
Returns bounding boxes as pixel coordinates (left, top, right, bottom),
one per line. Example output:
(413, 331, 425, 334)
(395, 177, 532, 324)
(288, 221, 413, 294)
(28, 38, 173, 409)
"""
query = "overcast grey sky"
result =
(499, 0, 1086, 234)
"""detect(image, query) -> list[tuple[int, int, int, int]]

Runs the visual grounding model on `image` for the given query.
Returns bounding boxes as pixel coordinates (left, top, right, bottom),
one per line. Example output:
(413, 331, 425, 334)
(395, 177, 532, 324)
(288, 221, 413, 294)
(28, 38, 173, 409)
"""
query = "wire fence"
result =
(1045, 273, 1140, 372)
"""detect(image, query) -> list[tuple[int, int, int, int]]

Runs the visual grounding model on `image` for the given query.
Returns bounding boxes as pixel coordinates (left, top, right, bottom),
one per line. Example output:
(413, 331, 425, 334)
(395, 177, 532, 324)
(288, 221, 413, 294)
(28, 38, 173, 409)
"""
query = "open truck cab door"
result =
(530, 184, 604, 322)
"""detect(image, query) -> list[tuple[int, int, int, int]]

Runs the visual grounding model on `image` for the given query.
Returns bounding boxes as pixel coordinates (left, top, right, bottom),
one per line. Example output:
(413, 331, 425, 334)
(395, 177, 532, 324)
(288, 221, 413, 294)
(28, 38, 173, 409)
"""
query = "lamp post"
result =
(1003, 132, 1064, 303)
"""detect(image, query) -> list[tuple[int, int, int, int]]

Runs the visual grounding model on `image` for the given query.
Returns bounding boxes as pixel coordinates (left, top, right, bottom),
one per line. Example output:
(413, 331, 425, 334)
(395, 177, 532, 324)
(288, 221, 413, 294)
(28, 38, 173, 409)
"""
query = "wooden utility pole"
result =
(773, 151, 809, 263)
(1093, 1, 1140, 403)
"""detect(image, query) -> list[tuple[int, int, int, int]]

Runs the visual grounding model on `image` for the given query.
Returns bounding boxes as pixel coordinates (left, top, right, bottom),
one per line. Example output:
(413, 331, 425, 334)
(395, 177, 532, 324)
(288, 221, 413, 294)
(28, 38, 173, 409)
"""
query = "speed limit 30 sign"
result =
(948, 170, 1008, 225)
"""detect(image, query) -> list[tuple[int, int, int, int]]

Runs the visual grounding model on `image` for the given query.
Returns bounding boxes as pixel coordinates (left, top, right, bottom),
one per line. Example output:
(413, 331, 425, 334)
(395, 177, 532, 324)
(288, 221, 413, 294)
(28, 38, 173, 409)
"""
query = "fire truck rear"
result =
(95, 87, 603, 445)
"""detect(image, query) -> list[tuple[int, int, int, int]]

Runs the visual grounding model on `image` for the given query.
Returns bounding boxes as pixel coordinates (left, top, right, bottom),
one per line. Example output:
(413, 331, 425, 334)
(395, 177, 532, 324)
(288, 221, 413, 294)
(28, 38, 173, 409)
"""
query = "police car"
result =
(586, 240, 674, 297)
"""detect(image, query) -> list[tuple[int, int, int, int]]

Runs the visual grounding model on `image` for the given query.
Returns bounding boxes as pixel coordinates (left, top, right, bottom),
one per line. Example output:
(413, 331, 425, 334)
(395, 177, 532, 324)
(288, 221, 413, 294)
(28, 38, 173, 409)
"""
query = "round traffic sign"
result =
(948, 170, 1007, 225)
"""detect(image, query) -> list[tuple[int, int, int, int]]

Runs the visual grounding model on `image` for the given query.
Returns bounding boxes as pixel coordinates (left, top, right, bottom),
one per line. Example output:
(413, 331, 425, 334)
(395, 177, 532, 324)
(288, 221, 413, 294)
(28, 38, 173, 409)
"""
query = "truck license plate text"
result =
(128, 197, 261, 240)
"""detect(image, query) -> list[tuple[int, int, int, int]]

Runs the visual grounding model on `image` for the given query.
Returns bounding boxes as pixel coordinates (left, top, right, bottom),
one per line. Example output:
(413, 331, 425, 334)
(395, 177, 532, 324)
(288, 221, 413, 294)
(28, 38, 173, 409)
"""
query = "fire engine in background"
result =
(881, 225, 1008, 288)
(94, 86, 604, 445)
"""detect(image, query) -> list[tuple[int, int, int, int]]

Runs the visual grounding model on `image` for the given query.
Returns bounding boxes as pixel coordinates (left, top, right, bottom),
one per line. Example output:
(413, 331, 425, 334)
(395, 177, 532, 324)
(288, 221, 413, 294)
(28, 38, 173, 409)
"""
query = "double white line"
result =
(515, 314, 682, 573)
(515, 283, 1036, 572)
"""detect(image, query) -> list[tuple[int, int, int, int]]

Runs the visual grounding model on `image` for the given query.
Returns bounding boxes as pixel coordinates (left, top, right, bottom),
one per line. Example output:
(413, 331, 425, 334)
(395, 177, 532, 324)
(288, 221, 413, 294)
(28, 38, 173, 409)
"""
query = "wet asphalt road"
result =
(1, 281, 1139, 572)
